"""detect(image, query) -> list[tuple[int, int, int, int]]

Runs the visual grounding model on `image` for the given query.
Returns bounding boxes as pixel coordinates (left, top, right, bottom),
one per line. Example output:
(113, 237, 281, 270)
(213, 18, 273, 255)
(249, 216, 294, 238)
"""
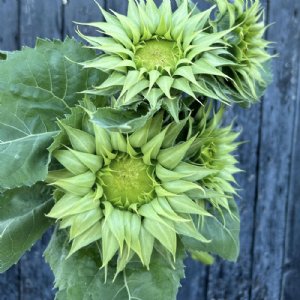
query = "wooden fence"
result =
(0, 0, 299, 299)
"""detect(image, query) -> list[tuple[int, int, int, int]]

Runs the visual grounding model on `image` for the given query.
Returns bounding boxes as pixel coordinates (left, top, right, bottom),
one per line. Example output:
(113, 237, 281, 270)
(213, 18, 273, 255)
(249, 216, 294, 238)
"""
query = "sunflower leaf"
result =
(0, 184, 54, 273)
(181, 199, 240, 261)
(45, 229, 186, 300)
(0, 38, 105, 190)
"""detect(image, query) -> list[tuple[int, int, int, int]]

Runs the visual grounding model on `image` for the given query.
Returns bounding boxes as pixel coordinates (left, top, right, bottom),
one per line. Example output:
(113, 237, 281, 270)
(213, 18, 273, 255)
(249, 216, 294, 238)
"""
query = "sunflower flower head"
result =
(77, 0, 252, 115)
(46, 98, 240, 278)
(211, 0, 273, 104)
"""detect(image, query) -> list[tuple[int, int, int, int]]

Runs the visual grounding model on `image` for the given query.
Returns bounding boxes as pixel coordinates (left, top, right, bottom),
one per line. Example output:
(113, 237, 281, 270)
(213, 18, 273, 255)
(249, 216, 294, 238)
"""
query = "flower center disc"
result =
(99, 154, 155, 209)
(135, 39, 180, 71)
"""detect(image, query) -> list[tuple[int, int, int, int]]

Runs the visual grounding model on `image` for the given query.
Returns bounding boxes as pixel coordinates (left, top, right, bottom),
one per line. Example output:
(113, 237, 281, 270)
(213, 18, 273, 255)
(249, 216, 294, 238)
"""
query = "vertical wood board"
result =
(63, 0, 105, 40)
(19, 0, 62, 47)
(0, 0, 19, 50)
(251, 0, 300, 299)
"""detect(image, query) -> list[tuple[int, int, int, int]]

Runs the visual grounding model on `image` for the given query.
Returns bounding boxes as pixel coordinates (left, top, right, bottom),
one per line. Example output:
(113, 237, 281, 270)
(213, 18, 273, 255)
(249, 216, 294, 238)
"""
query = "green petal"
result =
(67, 148, 103, 173)
(69, 209, 103, 240)
(174, 162, 218, 181)
(156, 76, 174, 99)
(162, 117, 188, 148)
(110, 132, 127, 152)
(124, 79, 149, 104)
(101, 222, 120, 268)
(151, 197, 188, 222)
(120, 70, 142, 97)
(50, 172, 96, 196)
(143, 218, 177, 258)
(175, 217, 210, 243)
(157, 136, 196, 169)
(139, 225, 154, 269)
(167, 194, 211, 216)
(114, 245, 134, 280)
(68, 222, 102, 257)
(47, 192, 98, 219)
(107, 209, 125, 254)
(163, 97, 180, 123)
(129, 118, 151, 148)
(155, 164, 185, 182)
(174, 66, 198, 86)
(141, 126, 169, 164)
(162, 180, 205, 194)
(46, 169, 73, 184)
(148, 111, 164, 140)
(138, 203, 176, 231)
(59, 123, 95, 154)
(53, 150, 88, 175)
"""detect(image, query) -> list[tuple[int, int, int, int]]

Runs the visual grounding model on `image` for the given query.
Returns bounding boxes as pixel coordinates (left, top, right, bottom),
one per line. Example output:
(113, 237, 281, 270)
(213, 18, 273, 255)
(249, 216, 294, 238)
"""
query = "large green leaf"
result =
(0, 111, 58, 189)
(45, 229, 185, 300)
(0, 38, 105, 189)
(181, 200, 240, 261)
(0, 183, 54, 272)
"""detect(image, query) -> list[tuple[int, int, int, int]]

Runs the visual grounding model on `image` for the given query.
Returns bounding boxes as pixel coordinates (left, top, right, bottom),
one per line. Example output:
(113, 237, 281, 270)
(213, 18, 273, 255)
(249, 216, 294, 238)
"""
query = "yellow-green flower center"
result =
(134, 39, 180, 71)
(99, 154, 155, 209)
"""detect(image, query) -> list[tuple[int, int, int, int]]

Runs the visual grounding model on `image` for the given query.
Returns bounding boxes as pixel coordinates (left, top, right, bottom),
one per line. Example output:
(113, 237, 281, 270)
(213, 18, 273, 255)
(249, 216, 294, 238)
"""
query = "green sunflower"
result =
(210, 0, 273, 104)
(77, 0, 244, 112)
(46, 98, 240, 278)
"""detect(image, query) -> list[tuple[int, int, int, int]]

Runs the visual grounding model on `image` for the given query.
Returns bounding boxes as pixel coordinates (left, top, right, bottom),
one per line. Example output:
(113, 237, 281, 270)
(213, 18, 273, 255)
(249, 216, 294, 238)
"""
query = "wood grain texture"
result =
(19, 231, 55, 300)
(281, 11, 300, 299)
(250, 0, 300, 299)
(63, 0, 105, 40)
(105, 0, 127, 13)
(281, 61, 300, 300)
(0, 0, 19, 50)
(177, 257, 208, 300)
(19, 0, 62, 47)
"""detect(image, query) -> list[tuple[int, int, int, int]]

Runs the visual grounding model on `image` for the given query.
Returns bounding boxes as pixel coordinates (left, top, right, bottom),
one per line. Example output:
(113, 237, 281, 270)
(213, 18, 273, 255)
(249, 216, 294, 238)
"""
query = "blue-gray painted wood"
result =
(63, 0, 105, 40)
(281, 57, 300, 300)
(250, 0, 300, 299)
(19, 0, 63, 47)
(0, 1, 299, 299)
(0, 0, 19, 51)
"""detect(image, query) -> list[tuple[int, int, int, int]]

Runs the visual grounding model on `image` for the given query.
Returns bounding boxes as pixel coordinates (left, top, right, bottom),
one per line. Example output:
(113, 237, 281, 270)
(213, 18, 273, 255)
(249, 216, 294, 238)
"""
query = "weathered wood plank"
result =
(0, 265, 19, 300)
(178, 258, 207, 300)
(63, 0, 105, 40)
(281, 52, 300, 300)
(19, 231, 55, 300)
(250, 0, 300, 299)
(0, 1, 20, 298)
(0, 0, 19, 51)
(105, 0, 127, 14)
(19, 0, 63, 47)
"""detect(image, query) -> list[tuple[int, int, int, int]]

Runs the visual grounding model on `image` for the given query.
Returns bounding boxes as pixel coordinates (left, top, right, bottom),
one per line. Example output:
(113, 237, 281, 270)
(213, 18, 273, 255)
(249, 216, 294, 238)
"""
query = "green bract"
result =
(46, 99, 239, 277)
(211, 0, 273, 104)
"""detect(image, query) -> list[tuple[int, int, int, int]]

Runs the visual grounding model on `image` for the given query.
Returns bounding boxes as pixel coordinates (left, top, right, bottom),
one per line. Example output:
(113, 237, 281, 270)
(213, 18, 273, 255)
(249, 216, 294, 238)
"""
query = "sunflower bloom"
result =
(46, 99, 239, 277)
(78, 0, 245, 113)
